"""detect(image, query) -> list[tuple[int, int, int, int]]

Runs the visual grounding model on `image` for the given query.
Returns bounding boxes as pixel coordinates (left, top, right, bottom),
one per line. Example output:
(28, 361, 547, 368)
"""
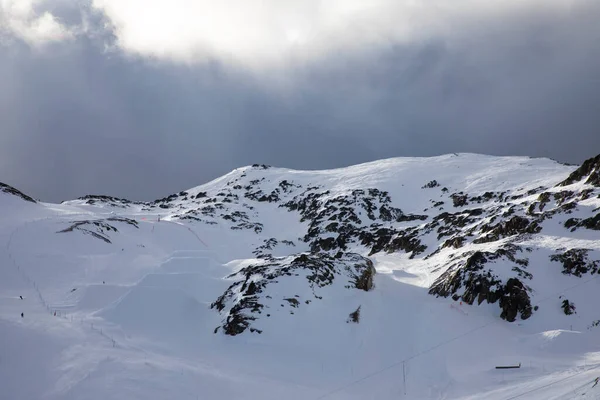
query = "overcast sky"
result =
(1, 0, 599, 202)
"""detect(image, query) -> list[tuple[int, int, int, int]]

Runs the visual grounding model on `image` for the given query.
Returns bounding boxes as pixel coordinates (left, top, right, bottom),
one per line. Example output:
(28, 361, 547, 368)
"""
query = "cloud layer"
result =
(90, 0, 576, 68)
(0, 0, 599, 202)
(1, 0, 73, 46)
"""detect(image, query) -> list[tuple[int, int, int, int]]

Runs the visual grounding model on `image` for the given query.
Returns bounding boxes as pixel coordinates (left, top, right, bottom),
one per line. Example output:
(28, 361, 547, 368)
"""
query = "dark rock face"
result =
(451, 193, 469, 207)
(75, 195, 136, 208)
(426, 208, 485, 241)
(56, 217, 138, 244)
(0, 182, 36, 203)
(561, 299, 576, 315)
(564, 214, 600, 231)
(347, 306, 361, 323)
(499, 278, 533, 322)
(422, 180, 440, 189)
(474, 216, 541, 244)
(558, 154, 600, 187)
(442, 237, 466, 249)
(211, 252, 375, 335)
(282, 188, 428, 258)
(352, 259, 376, 291)
(429, 251, 501, 305)
(550, 249, 599, 277)
(429, 249, 533, 322)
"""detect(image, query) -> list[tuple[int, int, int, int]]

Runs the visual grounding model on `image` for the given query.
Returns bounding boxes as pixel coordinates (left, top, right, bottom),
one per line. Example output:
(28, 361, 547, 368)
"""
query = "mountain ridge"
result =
(2, 152, 600, 399)
(3, 153, 599, 335)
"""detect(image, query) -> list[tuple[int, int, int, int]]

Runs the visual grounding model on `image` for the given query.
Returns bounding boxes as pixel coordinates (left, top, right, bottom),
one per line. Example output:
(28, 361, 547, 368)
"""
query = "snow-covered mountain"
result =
(1, 153, 600, 400)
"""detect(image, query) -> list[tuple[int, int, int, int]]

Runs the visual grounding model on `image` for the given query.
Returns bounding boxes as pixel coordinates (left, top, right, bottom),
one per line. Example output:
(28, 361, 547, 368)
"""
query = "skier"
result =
(19, 295, 23, 300)
(593, 377, 599, 388)
(21, 312, 24, 318)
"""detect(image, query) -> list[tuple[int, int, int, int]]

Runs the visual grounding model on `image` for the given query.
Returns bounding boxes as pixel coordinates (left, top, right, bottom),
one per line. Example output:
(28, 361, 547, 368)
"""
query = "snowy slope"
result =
(1, 153, 600, 400)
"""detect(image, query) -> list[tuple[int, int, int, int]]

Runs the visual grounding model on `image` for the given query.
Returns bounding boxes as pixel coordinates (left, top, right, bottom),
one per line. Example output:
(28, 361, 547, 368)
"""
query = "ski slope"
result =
(1, 153, 600, 400)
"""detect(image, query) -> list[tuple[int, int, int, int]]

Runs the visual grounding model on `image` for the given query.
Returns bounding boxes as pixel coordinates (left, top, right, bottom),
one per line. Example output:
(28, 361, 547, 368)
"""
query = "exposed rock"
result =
(564, 213, 600, 231)
(474, 216, 541, 244)
(350, 259, 376, 291)
(558, 154, 600, 187)
(284, 298, 300, 308)
(427, 208, 485, 240)
(499, 278, 532, 322)
(429, 250, 533, 322)
(561, 299, 576, 315)
(550, 249, 599, 277)
(451, 193, 469, 207)
(422, 180, 440, 189)
(347, 306, 361, 323)
(470, 191, 502, 204)
(211, 252, 375, 335)
(56, 217, 138, 244)
(442, 237, 466, 249)
(75, 194, 135, 208)
(0, 182, 36, 203)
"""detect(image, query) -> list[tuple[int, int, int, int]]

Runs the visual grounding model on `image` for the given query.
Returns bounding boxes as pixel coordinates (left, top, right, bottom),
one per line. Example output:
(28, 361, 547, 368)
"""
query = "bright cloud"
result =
(92, 0, 574, 68)
(0, 0, 72, 46)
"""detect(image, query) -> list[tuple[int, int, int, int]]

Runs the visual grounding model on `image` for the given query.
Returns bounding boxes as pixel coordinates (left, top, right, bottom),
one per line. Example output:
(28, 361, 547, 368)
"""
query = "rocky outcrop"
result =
(429, 249, 533, 322)
(56, 217, 138, 244)
(550, 249, 599, 277)
(74, 195, 137, 208)
(0, 182, 36, 203)
(350, 257, 376, 291)
(561, 299, 576, 315)
(347, 306, 361, 323)
(211, 252, 375, 335)
(422, 180, 440, 189)
(558, 154, 600, 187)
(474, 216, 541, 244)
(564, 214, 600, 231)
(282, 188, 429, 257)
(499, 278, 533, 322)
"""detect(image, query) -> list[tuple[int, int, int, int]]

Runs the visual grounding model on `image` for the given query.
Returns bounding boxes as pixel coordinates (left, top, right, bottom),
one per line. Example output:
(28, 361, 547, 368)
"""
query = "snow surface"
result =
(1, 153, 600, 400)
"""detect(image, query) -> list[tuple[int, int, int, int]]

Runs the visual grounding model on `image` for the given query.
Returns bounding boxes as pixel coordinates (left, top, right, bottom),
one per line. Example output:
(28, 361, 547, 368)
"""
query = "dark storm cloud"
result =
(1, 1, 599, 202)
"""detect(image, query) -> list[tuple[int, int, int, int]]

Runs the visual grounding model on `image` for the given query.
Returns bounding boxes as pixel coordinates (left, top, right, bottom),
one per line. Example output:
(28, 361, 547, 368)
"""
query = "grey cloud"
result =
(0, 1, 599, 202)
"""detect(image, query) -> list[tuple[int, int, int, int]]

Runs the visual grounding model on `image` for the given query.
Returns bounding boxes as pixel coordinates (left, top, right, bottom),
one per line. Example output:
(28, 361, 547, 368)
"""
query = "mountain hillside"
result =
(2, 153, 600, 400)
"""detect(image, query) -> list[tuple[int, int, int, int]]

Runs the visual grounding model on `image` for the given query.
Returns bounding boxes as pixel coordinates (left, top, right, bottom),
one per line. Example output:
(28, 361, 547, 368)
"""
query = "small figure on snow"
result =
(593, 377, 599, 388)
(21, 312, 24, 318)
(19, 295, 23, 300)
